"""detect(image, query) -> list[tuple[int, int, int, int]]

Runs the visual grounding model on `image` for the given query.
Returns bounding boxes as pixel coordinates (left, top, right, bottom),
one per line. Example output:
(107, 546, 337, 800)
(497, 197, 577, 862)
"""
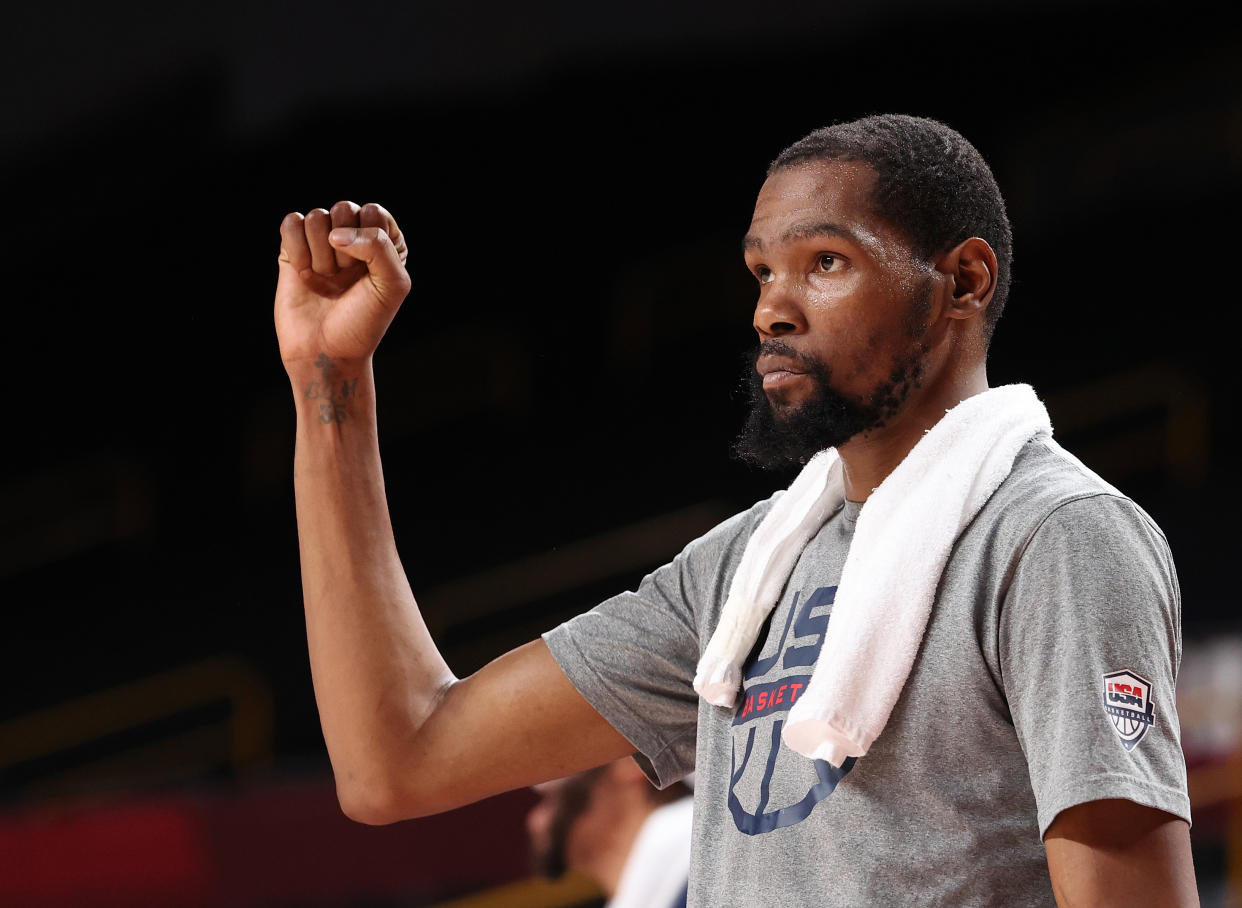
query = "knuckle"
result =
(331, 200, 359, 217)
(388, 268, 412, 295)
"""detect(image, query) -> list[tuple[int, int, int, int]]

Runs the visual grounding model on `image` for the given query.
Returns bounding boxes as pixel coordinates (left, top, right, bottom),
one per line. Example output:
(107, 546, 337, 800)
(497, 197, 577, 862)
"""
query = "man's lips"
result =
(757, 355, 807, 389)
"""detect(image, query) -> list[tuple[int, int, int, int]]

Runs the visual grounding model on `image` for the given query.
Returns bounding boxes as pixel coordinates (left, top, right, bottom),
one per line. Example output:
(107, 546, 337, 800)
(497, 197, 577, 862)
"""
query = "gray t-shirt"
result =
(543, 437, 1190, 907)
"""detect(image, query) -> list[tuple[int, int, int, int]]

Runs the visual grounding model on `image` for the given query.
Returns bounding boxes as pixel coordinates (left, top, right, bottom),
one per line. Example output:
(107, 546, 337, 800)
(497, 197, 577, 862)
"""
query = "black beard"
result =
(733, 338, 926, 471)
(529, 771, 601, 879)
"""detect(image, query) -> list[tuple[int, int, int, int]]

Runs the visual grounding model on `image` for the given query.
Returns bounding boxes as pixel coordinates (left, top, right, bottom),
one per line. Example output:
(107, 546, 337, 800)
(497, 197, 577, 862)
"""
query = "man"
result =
(527, 760, 693, 908)
(274, 114, 1197, 906)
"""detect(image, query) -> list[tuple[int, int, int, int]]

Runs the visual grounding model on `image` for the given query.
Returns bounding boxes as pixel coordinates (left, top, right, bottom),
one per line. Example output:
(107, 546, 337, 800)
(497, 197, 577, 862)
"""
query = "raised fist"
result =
(275, 201, 411, 370)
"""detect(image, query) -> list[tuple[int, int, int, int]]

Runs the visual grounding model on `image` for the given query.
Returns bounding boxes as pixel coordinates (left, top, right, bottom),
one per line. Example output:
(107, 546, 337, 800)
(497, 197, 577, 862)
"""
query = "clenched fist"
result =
(275, 201, 411, 370)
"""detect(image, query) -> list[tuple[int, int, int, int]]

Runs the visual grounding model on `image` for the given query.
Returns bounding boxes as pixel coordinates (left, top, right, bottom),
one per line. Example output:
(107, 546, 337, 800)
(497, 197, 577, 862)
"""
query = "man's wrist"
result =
(288, 353, 374, 427)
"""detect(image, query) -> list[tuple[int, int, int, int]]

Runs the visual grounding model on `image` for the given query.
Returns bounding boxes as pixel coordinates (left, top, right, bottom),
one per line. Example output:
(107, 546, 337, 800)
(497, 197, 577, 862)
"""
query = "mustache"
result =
(754, 338, 815, 367)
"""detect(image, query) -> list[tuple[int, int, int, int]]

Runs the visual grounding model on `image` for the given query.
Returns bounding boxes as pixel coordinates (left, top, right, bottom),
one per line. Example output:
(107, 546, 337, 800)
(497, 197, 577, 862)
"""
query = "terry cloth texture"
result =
(543, 437, 1189, 908)
(695, 384, 1052, 766)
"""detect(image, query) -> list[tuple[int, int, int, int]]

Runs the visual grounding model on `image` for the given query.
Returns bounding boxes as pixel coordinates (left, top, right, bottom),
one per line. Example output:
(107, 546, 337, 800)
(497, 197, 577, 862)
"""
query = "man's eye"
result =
(817, 254, 836, 271)
(755, 265, 773, 284)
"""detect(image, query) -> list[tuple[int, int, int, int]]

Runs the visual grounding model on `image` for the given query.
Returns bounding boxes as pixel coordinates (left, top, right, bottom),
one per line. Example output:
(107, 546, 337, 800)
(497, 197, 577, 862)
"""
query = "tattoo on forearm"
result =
(305, 353, 358, 424)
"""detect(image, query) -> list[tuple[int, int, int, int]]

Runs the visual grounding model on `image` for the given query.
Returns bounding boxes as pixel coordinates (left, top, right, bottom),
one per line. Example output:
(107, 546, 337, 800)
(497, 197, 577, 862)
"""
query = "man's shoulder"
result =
(679, 490, 782, 568)
(997, 436, 1130, 511)
(976, 436, 1168, 551)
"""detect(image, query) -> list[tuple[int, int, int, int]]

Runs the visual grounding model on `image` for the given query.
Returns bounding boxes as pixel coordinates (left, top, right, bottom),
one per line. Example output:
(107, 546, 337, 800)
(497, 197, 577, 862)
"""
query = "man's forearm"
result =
(290, 355, 455, 819)
(276, 208, 633, 824)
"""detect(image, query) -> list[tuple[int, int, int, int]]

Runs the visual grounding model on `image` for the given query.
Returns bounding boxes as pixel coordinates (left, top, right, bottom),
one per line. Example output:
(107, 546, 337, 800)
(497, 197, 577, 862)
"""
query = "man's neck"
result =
(837, 366, 990, 502)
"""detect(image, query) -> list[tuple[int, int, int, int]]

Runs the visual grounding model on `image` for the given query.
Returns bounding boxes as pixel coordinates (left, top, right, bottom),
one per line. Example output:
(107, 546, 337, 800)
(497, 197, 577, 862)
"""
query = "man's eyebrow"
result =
(742, 221, 861, 254)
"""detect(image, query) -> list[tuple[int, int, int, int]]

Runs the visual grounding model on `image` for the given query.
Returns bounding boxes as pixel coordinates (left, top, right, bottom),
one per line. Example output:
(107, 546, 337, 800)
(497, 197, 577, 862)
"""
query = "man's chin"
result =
(764, 384, 811, 409)
(734, 397, 873, 469)
(736, 351, 880, 469)
(531, 848, 567, 880)
(768, 398, 811, 423)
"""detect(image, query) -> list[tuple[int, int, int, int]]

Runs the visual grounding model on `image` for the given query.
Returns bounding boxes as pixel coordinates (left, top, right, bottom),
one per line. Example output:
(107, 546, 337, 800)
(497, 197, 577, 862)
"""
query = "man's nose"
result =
(527, 800, 551, 838)
(753, 279, 807, 339)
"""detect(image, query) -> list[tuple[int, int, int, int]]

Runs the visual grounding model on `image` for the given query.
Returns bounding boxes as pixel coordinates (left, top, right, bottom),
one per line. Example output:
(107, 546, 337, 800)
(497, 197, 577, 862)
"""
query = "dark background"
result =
(1, 0, 1239, 903)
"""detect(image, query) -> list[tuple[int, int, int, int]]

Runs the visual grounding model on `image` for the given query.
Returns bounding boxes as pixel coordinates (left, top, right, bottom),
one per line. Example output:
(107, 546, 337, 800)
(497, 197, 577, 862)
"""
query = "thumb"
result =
(329, 227, 412, 305)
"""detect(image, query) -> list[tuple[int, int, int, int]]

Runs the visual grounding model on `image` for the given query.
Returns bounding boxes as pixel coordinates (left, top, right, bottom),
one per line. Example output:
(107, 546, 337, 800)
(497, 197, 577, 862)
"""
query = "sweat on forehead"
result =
(744, 161, 929, 277)
(742, 219, 863, 253)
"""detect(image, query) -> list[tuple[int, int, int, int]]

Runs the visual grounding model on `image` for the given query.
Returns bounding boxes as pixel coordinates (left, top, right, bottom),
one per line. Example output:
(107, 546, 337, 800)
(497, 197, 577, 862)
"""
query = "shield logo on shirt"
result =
(1103, 669, 1155, 751)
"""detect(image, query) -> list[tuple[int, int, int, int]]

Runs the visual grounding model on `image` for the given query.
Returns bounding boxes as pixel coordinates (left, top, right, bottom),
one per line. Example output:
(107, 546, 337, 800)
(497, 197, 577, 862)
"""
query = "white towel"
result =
(693, 384, 1052, 767)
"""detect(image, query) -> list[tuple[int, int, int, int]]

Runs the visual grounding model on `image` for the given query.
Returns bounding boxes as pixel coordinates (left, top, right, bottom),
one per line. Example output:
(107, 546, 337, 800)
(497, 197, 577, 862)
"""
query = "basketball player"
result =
(275, 115, 1197, 906)
(527, 759, 693, 908)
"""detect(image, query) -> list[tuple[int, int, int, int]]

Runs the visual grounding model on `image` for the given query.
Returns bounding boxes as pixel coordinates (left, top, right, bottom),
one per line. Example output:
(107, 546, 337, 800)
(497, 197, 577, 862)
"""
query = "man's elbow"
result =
(338, 783, 401, 826)
(333, 683, 464, 825)
(335, 773, 440, 826)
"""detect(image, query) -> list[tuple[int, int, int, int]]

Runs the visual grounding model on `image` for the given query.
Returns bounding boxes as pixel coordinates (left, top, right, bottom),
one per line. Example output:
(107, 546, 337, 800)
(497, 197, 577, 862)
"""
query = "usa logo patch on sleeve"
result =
(1103, 669, 1155, 751)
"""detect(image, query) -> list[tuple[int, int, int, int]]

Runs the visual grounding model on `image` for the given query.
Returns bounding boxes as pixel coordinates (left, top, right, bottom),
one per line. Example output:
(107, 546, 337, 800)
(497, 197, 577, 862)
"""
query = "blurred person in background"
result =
(527, 759, 693, 908)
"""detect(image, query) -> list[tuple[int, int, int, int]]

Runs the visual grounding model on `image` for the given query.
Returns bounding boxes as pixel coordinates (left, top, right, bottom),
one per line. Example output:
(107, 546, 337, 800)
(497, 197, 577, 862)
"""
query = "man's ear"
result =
(938, 237, 998, 321)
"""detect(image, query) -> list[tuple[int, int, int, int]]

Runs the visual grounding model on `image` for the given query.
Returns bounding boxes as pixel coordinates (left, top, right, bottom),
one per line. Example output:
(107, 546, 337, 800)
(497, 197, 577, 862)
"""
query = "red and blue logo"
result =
(1103, 669, 1155, 751)
(728, 585, 854, 835)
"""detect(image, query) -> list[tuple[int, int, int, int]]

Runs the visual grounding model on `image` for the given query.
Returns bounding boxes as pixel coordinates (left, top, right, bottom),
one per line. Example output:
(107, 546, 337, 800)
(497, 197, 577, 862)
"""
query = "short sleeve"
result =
(543, 501, 772, 788)
(999, 493, 1190, 836)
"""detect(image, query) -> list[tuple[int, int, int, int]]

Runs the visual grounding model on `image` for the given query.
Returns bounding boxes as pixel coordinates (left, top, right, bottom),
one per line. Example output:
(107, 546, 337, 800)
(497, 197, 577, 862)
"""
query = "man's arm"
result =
(277, 202, 634, 825)
(1044, 799, 1198, 907)
(995, 493, 1197, 903)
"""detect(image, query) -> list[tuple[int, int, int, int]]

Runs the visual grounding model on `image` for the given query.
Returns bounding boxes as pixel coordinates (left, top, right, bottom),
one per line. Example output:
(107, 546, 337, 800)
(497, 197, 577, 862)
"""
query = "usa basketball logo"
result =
(728, 585, 853, 835)
(1103, 669, 1155, 751)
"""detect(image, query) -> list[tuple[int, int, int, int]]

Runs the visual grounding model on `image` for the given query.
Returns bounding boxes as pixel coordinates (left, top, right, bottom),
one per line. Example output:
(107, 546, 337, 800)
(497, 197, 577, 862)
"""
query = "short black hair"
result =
(770, 115, 1013, 340)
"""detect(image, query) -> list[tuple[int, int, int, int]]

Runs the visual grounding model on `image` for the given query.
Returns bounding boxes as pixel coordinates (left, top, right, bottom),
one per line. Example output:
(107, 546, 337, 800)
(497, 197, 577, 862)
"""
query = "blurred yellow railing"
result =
(0, 656, 272, 798)
(431, 872, 601, 908)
